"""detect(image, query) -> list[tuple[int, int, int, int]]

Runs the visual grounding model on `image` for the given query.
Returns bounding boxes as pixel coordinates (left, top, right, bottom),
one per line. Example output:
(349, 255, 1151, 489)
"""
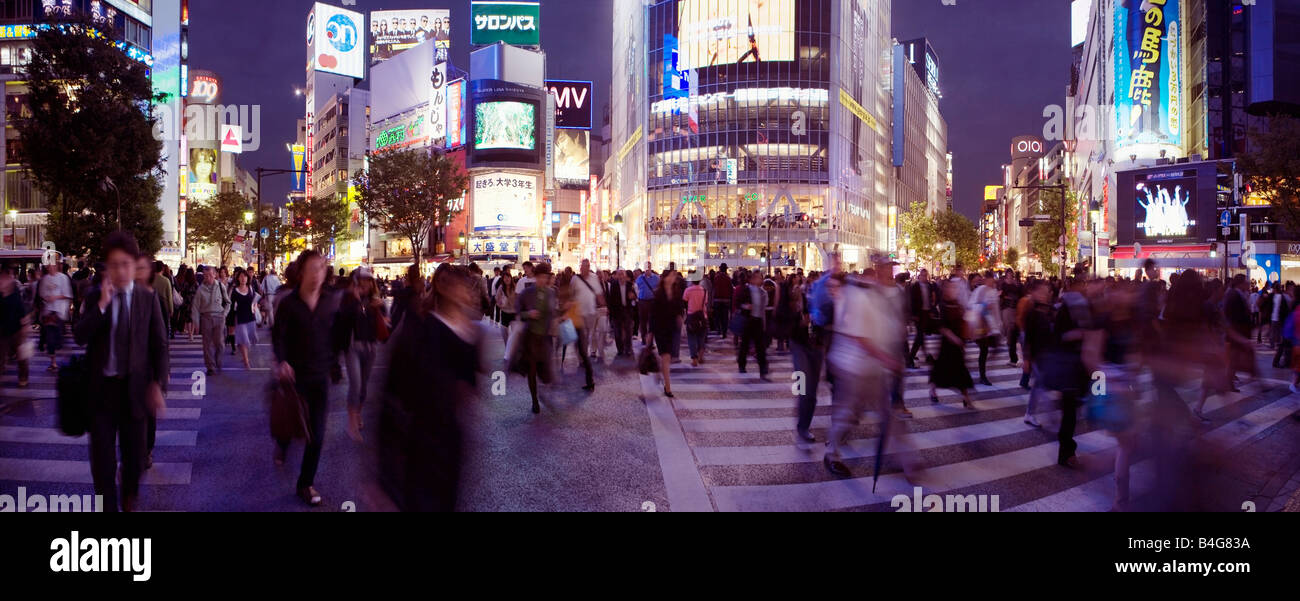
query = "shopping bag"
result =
(503, 320, 524, 361)
(268, 380, 310, 443)
(56, 354, 91, 437)
(558, 318, 578, 346)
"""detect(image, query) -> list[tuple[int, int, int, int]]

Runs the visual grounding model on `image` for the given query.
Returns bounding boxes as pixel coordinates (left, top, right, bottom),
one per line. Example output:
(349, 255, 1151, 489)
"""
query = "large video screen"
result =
(677, 0, 795, 70)
(474, 101, 537, 151)
(1134, 174, 1197, 244)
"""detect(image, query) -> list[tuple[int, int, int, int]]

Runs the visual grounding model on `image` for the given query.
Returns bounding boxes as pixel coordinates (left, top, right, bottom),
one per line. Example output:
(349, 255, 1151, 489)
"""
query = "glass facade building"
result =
(608, 0, 895, 271)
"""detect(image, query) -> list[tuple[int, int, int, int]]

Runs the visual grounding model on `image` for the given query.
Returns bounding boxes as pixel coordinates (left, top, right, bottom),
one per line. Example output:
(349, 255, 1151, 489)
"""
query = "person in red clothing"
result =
(683, 271, 710, 366)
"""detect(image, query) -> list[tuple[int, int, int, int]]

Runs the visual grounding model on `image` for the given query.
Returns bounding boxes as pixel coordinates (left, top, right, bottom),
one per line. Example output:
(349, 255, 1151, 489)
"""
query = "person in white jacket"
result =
(968, 270, 1003, 387)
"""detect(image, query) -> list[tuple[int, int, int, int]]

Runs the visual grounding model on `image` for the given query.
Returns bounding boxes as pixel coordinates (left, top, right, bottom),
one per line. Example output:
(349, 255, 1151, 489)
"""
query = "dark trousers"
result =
(977, 336, 996, 380)
(909, 314, 932, 360)
(611, 313, 633, 356)
(574, 326, 595, 387)
(712, 300, 731, 337)
(1005, 323, 1020, 364)
(277, 378, 329, 490)
(88, 377, 148, 512)
(738, 317, 768, 375)
(1057, 390, 1080, 464)
(1275, 340, 1293, 368)
(790, 340, 823, 434)
(637, 300, 654, 343)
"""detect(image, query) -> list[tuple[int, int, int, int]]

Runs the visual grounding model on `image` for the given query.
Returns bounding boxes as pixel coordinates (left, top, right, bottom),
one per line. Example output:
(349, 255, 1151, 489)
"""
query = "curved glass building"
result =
(606, 0, 895, 272)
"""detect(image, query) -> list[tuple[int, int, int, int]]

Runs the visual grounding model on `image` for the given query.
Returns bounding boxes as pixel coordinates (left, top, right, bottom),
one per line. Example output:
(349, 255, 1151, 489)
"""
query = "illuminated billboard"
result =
(311, 3, 365, 79)
(447, 79, 467, 149)
(470, 79, 545, 167)
(370, 9, 451, 65)
(188, 147, 219, 202)
(291, 144, 306, 192)
(475, 101, 536, 150)
(1133, 172, 1197, 245)
(471, 1, 541, 46)
(472, 172, 538, 233)
(554, 129, 590, 186)
(1116, 164, 1216, 246)
(374, 110, 430, 154)
(1114, 0, 1182, 154)
(546, 80, 593, 130)
(677, 0, 795, 70)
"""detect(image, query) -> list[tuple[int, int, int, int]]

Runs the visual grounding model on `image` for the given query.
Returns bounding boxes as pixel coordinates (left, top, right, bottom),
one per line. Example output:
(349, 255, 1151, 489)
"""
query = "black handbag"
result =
(638, 340, 660, 375)
(56, 354, 91, 436)
(686, 311, 707, 335)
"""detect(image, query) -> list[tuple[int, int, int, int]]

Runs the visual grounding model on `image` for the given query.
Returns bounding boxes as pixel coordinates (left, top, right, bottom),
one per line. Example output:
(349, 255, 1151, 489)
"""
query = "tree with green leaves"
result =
(898, 201, 940, 267)
(258, 205, 302, 266)
(1028, 188, 1080, 275)
(187, 191, 251, 266)
(352, 148, 468, 265)
(290, 195, 355, 255)
(1238, 115, 1300, 233)
(934, 209, 982, 271)
(1004, 247, 1020, 270)
(17, 16, 166, 259)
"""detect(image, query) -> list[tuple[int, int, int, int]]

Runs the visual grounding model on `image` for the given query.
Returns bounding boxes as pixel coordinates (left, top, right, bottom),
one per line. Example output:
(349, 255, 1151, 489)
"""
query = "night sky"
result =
(189, 0, 1069, 221)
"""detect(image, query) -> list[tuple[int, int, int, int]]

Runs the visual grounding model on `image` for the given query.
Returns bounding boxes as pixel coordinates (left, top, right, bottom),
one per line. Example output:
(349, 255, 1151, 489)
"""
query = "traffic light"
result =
(304, 219, 312, 228)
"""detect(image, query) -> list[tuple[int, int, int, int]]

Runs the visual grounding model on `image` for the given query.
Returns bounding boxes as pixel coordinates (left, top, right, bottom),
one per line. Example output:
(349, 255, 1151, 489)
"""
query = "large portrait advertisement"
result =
(188, 147, 219, 202)
(554, 129, 590, 186)
(677, 0, 795, 70)
(370, 9, 451, 65)
(1133, 172, 1197, 245)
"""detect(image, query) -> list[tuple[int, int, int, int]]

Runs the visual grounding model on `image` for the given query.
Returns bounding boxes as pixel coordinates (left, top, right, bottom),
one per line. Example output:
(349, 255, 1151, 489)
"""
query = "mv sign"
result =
(546, 80, 592, 130)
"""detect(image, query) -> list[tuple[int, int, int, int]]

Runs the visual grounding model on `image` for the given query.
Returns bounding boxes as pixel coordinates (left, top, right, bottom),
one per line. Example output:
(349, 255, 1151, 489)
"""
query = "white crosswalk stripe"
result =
(640, 333, 1299, 512)
(0, 329, 214, 508)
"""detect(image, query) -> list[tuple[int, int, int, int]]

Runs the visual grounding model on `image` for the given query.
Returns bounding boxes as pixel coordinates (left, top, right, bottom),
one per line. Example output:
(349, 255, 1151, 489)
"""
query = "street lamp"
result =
(457, 232, 467, 265)
(613, 213, 623, 270)
(244, 211, 254, 224)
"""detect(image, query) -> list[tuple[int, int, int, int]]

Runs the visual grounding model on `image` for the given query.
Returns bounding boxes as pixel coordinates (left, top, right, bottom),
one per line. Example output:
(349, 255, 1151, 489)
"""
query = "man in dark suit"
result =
(605, 269, 636, 357)
(73, 232, 169, 512)
(907, 269, 938, 368)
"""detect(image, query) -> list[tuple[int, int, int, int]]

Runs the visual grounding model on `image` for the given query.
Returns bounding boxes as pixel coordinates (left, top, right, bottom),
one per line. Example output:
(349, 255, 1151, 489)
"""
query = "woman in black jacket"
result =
(651, 270, 684, 397)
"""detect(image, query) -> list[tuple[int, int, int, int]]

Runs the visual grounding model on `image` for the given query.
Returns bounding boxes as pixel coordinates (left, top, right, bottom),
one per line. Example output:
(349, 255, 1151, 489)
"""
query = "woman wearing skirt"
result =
(229, 270, 260, 369)
(929, 279, 974, 409)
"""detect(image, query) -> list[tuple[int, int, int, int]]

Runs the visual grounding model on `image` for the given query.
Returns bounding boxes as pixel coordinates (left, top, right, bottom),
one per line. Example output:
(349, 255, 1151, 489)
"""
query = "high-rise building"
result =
(0, 0, 184, 257)
(892, 37, 950, 217)
(607, 0, 896, 272)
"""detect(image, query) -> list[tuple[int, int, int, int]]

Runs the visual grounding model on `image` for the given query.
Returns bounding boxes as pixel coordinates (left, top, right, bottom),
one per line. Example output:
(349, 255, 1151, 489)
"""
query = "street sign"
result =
(1220, 211, 1231, 227)
(1032, 214, 1053, 221)
(260, 228, 270, 239)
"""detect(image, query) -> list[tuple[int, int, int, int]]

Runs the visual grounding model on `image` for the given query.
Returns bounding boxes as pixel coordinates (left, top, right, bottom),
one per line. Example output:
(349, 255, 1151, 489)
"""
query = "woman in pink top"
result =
(683, 272, 710, 366)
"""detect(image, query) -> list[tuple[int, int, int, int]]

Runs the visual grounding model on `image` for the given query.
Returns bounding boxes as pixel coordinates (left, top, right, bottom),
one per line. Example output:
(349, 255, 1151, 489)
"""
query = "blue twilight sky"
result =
(188, 0, 1070, 220)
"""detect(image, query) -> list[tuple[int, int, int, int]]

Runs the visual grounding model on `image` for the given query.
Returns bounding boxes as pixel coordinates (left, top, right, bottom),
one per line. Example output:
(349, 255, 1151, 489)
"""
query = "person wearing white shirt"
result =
(569, 259, 602, 390)
(824, 260, 906, 478)
(37, 263, 73, 372)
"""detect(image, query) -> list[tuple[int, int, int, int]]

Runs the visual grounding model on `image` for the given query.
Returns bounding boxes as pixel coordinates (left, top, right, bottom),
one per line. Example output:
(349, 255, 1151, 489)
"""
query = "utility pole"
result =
(255, 167, 308, 272)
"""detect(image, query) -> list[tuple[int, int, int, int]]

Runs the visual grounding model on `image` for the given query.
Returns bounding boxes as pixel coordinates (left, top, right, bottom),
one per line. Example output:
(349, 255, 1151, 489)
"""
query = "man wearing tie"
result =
(74, 232, 169, 512)
(605, 270, 636, 357)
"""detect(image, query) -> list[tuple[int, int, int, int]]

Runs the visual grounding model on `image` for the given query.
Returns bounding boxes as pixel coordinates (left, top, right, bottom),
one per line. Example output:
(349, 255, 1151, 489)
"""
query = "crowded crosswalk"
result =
(638, 334, 1300, 512)
(0, 328, 267, 511)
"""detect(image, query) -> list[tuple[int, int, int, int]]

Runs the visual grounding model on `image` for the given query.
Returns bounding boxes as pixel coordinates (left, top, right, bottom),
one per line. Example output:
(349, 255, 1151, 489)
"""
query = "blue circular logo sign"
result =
(325, 14, 357, 53)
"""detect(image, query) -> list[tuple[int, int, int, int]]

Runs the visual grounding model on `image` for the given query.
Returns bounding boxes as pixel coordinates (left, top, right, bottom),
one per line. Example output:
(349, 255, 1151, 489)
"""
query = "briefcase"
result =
(56, 354, 91, 437)
(267, 380, 310, 443)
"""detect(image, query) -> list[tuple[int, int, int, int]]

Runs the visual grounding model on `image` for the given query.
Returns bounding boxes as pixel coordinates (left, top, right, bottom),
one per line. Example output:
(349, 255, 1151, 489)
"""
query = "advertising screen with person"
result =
(1134, 174, 1197, 244)
(677, 0, 795, 70)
